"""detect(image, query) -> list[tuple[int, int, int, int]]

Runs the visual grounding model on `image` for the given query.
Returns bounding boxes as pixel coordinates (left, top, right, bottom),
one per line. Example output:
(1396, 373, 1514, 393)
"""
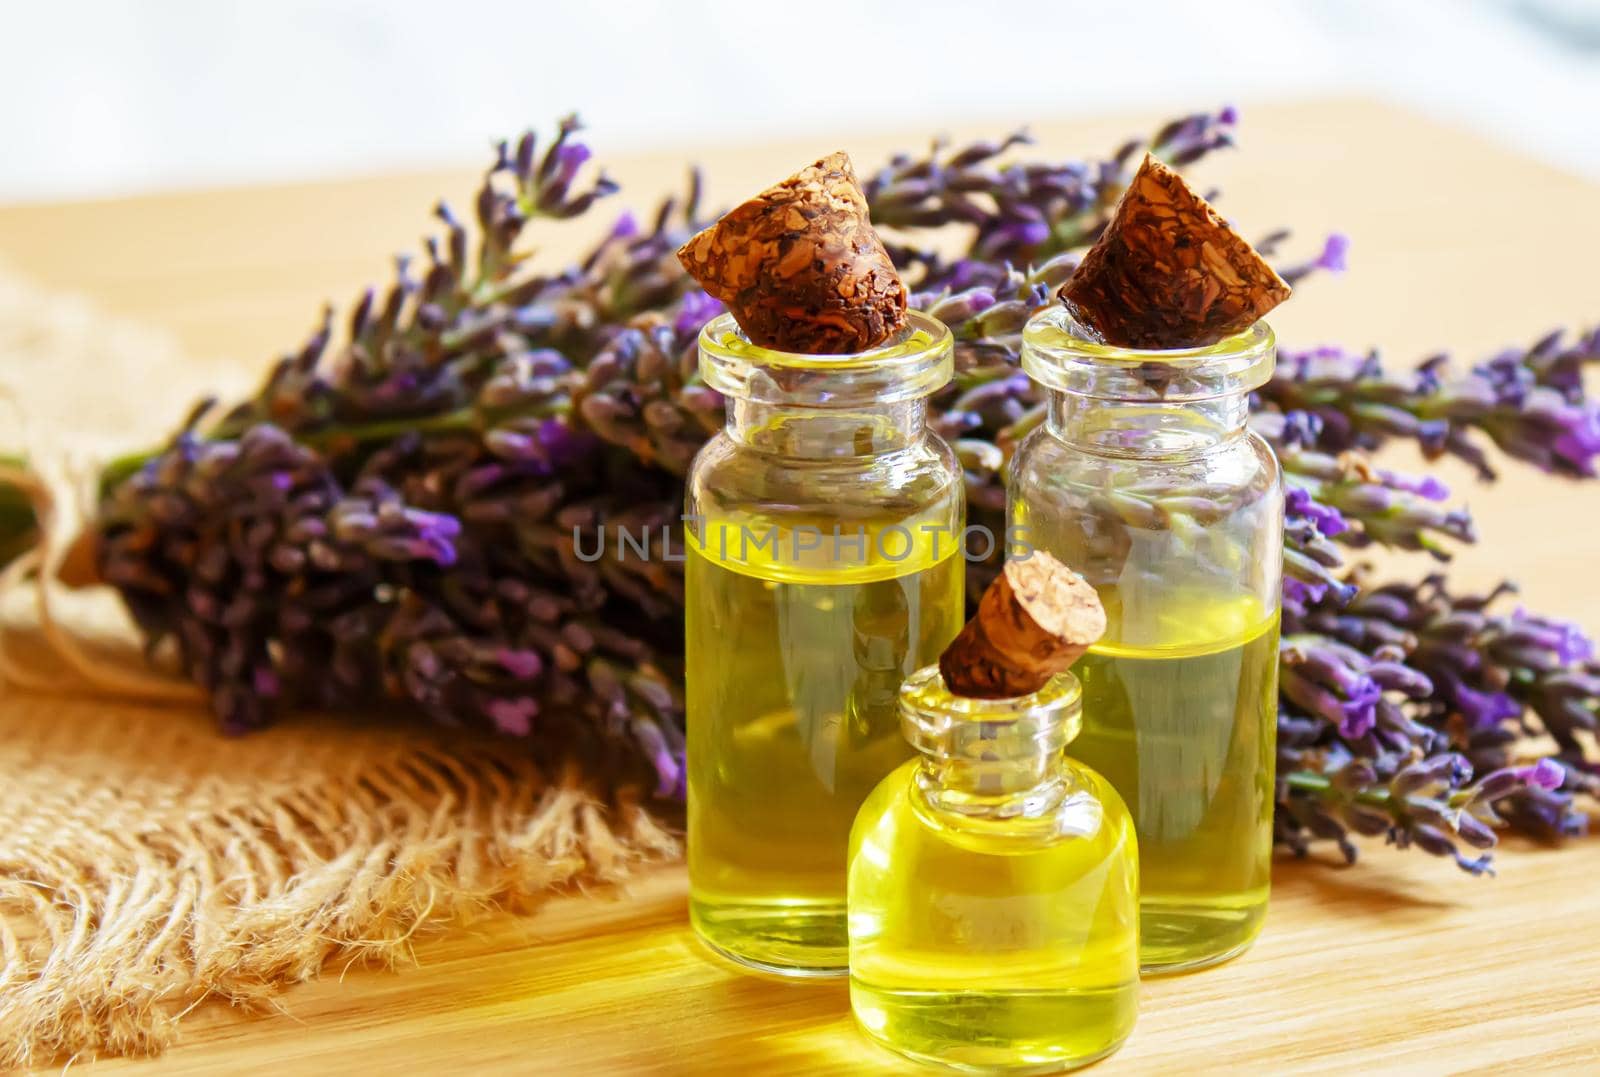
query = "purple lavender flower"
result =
(925, 287, 999, 327)
(1515, 758, 1566, 791)
(1449, 681, 1522, 729)
(497, 648, 544, 679)
(253, 666, 281, 697)
(1280, 641, 1383, 738)
(1315, 232, 1351, 273)
(551, 143, 592, 185)
(1338, 687, 1382, 738)
(1286, 486, 1348, 536)
(487, 697, 538, 737)
(610, 210, 640, 240)
(673, 290, 724, 339)
(948, 259, 987, 291)
(996, 218, 1050, 249)
(1150, 107, 1238, 166)
(1378, 469, 1449, 501)
(1509, 607, 1595, 665)
(1546, 402, 1600, 476)
(537, 416, 598, 468)
(631, 716, 686, 799)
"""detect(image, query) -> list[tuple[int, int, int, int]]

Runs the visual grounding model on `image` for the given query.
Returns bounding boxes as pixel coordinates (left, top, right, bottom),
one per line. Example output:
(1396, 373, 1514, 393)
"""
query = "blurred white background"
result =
(2, 0, 1597, 202)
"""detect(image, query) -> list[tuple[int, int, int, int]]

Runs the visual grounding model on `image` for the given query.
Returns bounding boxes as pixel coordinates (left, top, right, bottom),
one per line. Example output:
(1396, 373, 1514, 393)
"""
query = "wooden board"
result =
(76, 850, 1600, 1075)
(3, 99, 1599, 1074)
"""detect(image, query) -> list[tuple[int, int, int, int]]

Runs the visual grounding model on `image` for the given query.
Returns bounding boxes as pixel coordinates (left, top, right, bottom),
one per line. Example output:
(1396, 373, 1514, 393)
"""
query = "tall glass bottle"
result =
(1010, 306, 1283, 974)
(849, 666, 1139, 1072)
(685, 310, 965, 976)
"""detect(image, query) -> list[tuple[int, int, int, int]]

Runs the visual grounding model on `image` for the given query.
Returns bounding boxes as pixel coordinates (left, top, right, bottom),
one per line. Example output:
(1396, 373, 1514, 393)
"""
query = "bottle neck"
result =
(1045, 389, 1250, 456)
(897, 667, 1083, 823)
(727, 398, 928, 458)
(915, 745, 1072, 821)
(697, 309, 954, 459)
(1019, 306, 1275, 457)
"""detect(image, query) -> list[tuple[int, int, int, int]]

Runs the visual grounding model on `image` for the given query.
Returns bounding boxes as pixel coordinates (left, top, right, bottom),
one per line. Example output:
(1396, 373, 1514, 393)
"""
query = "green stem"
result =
(1284, 770, 1395, 810)
(0, 454, 38, 568)
(302, 407, 480, 448)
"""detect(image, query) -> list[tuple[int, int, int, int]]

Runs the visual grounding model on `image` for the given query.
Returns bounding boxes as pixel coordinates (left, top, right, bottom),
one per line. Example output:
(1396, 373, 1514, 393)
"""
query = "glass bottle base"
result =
(851, 982, 1136, 1073)
(1138, 896, 1267, 975)
(689, 898, 848, 978)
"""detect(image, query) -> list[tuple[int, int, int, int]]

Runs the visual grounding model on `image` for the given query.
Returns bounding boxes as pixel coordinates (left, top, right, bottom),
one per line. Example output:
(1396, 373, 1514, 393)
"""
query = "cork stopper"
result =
(1058, 154, 1291, 349)
(938, 552, 1106, 699)
(676, 151, 908, 354)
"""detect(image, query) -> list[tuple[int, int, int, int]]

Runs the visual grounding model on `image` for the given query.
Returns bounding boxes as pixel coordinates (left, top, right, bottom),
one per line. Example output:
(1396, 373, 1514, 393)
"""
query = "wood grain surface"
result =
(2, 99, 1598, 1074)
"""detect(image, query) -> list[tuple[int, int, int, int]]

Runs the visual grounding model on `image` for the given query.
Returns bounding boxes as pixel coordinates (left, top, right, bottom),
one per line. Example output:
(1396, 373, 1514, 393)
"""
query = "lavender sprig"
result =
(1258, 331, 1600, 479)
(1278, 753, 1566, 874)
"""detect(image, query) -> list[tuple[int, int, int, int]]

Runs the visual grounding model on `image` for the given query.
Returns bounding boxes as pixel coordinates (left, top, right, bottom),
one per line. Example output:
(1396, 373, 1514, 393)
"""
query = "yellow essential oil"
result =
(686, 521, 963, 975)
(1013, 305, 1284, 974)
(849, 668, 1139, 1072)
(684, 308, 965, 977)
(1070, 591, 1278, 973)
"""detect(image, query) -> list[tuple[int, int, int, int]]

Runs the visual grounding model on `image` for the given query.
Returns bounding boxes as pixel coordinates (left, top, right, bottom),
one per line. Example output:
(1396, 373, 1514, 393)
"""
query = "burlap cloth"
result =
(0, 264, 680, 1067)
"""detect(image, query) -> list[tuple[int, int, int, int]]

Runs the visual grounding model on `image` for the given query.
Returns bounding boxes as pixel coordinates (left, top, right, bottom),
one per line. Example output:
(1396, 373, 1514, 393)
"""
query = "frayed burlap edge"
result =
(0, 264, 682, 1067)
(0, 690, 681, 1069)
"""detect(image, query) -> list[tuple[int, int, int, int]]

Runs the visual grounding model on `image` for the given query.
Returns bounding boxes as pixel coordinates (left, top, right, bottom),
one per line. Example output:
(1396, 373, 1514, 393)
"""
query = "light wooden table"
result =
(3, 100, 1598, 1074)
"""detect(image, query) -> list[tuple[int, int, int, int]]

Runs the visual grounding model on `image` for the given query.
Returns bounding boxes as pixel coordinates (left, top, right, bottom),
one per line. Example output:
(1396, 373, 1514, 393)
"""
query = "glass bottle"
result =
(848, 665, 1139, 1072)
(685, 310, 965, 977)
(1010, 306, 1283, 974)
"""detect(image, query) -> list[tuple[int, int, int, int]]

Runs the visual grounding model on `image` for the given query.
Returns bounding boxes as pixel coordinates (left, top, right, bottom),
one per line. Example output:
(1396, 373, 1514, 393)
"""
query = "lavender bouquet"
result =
(17, 111, 1600, 874)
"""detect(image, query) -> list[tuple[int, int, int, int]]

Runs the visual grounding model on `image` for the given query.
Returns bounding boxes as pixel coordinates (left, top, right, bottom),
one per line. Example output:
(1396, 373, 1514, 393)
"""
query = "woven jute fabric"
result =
(0, 265, 680, 1067)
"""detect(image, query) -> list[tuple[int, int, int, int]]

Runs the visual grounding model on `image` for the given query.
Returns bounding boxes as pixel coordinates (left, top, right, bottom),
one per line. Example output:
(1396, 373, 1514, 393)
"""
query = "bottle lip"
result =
(898, 664, 1083, 757)
(1021, 304, 1275, 402)
(697, 310, 953, 406)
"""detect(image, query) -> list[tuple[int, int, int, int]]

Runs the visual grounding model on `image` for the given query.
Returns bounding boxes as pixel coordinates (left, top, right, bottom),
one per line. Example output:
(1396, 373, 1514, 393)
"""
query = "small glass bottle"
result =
(1010, 306, 1283, 974)
(848, 665, 1139, 1073)
(685, 310, 965, 977)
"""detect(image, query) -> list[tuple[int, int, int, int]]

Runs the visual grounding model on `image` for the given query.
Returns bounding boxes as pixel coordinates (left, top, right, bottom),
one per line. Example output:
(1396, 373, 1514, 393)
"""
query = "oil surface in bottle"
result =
(848, 758, 1139, 1072)
(686, 522, 963, 975)
(1069, 592, 1279, 973)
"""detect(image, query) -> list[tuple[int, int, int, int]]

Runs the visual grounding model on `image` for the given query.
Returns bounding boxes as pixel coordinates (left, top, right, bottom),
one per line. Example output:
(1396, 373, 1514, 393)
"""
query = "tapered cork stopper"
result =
(676, 151, 908, 354)
(1058, 154, 1291, 349)
(938, 552, 1106, 700)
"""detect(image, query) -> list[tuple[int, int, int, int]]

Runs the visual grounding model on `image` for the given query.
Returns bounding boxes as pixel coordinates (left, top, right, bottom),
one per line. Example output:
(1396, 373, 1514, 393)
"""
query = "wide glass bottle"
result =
(848, 666, 1139, 1072)
(685, 310, 965, 976)
(1010, 306, 1283, 974)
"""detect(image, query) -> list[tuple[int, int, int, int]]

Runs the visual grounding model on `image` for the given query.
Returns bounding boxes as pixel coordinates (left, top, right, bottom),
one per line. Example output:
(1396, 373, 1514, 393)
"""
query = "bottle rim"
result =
(1021, 305, 1275, 402)
(898, 664, 1083, 759)
(697, 310, 953, 406)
